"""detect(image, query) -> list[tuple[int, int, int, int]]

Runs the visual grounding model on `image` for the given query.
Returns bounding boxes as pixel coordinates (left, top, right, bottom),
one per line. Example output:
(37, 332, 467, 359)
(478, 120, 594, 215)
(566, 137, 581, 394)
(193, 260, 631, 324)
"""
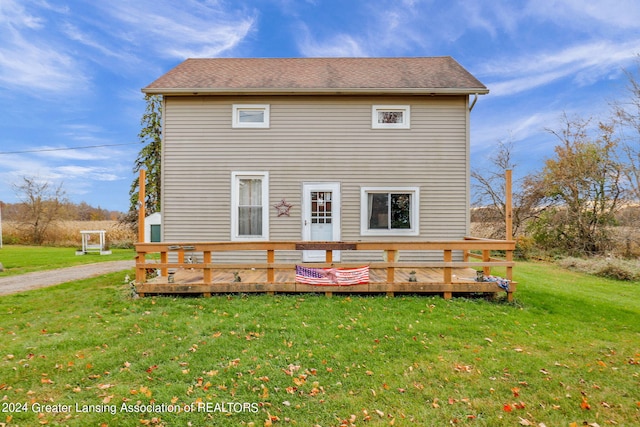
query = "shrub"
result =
(557, 256, 639, 281)
(514, 235, 535, 260)
(596, 264, 637, 281)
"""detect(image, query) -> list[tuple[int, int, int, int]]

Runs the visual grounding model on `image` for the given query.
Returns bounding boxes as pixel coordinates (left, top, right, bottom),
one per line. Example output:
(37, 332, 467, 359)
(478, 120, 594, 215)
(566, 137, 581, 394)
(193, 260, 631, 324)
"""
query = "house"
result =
(141, 57, 489, 264)
(144, 212, 162, 243)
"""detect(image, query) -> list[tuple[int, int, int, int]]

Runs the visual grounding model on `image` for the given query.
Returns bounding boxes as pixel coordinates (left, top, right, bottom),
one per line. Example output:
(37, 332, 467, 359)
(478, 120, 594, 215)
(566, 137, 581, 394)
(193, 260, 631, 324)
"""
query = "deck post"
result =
(267, 249, 275, 295)
(443, 249, 453, 299)
(267, 249, 275, 282)
(505, 169, 515, 302)
(136, 253, 146, 283)
(203, 250, 212, 284)
(138, 169, 145, 244)
(386, 249, 396, 297)
(505, 169, 513, 242)
(443, 250, 452, 283)
(482, 250, 491, 276)
(160, 251, 168, 277)
(506, 249, 514, 302)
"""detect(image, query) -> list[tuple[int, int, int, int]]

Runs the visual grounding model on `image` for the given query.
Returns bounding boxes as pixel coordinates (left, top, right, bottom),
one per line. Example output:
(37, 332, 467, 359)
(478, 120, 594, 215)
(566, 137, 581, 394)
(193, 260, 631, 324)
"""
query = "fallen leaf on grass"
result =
(580, 397, 591, 410)
(453, 364, 472, 373)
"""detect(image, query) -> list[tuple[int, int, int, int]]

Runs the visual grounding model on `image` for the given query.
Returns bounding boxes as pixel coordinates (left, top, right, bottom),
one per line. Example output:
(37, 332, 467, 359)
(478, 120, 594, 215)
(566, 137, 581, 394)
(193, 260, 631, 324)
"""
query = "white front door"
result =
(302, 183, 341, 262)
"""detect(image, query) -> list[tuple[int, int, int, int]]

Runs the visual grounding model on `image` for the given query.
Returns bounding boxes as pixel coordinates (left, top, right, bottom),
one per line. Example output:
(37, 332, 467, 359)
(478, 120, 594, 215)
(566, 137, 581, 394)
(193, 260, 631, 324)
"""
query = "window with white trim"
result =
(231, 172, 269, 240)
(232, 104, 270, 128)
(361, 187, 419, 236)
(372, 105, 410, 129)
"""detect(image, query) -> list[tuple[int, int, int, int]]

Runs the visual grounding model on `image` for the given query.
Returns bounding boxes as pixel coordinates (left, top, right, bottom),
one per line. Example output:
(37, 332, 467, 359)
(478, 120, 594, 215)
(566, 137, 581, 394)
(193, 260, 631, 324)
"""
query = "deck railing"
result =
(134, 237, 515, 299)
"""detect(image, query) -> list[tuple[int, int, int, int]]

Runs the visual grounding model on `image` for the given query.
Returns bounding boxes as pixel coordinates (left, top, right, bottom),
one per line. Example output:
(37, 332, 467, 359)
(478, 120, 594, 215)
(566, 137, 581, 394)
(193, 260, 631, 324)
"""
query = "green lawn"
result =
(0, 258, 638, 426)
(0, 245, 135, 276)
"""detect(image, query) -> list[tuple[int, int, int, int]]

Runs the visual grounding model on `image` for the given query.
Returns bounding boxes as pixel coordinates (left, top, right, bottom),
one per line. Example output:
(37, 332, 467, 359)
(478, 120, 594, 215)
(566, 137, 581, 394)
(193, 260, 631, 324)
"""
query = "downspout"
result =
(468, 93, 478, 112)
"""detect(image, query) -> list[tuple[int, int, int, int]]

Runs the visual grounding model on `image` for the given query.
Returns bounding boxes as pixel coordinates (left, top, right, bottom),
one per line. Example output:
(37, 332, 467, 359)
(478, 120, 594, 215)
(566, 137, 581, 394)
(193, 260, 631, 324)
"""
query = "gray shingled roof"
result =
(142, 57, 488, 95)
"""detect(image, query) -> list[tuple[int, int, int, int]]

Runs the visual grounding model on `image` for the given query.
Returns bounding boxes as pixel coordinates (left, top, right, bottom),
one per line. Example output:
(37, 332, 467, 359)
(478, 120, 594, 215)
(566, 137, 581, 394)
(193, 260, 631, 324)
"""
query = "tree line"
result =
(2, 178, 121, 245)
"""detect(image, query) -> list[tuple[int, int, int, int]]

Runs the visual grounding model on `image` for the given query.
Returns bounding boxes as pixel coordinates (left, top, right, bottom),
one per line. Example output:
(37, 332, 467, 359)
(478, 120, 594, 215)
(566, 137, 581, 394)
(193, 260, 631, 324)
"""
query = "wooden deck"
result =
(134, 239, 516, 300)
(136, 266, 512, 297)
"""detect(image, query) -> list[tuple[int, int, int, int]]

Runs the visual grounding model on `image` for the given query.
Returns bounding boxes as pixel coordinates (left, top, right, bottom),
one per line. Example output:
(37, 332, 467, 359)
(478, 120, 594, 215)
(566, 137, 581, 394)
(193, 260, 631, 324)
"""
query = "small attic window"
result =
(233, 104, 270, 128)
(372, 105, 410, 129)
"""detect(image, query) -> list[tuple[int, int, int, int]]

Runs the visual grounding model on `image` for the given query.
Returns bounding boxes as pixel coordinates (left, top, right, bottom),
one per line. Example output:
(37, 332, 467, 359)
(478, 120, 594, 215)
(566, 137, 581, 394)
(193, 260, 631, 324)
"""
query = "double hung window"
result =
(231, 172, 269, 240)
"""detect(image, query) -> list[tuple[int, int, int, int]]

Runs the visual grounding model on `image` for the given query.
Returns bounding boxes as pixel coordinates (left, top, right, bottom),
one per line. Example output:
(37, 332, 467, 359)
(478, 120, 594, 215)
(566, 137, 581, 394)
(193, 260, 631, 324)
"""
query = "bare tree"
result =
(471, 140, 546, 239)
(12, 176, 67, 245)
(611, 57, 640, 201)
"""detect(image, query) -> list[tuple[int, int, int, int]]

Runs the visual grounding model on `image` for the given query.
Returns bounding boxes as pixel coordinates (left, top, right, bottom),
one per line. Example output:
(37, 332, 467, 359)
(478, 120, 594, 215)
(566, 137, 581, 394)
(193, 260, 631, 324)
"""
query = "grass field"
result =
(0, 245, 135, 276)
(0, 247, 638, 426)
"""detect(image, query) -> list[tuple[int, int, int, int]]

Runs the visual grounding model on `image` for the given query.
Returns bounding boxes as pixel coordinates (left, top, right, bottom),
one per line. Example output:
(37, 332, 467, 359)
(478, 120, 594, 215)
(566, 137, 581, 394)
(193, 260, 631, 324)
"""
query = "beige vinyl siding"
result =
(162, 95, 469, 262)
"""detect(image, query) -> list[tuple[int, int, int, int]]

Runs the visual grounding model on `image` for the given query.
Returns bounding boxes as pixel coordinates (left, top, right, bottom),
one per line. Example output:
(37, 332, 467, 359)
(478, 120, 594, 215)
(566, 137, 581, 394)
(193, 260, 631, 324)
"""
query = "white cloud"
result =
(55, 165, 119, 182)
(61, 22, 127, 61)
(527, 0, 640, 31)
(33, 148, 103, 161)
(482, 39, 640, 96)
(100, 0, 256, 59)
(295, 2, 427, 57)
(0, 0, 88, 94)
(0, 0, 44, 29)
(297, 29, 368, 57)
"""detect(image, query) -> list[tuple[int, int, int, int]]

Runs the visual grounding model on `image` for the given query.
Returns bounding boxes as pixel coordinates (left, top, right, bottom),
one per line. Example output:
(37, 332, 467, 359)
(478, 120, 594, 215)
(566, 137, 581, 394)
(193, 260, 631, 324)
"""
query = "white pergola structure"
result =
(77, 230, 112, 255)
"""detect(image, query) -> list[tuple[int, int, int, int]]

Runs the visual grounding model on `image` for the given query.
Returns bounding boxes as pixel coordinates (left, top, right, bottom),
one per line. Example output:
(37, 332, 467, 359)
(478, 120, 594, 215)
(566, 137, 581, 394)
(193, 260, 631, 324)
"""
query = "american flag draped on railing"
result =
(295, 265, 369, 286)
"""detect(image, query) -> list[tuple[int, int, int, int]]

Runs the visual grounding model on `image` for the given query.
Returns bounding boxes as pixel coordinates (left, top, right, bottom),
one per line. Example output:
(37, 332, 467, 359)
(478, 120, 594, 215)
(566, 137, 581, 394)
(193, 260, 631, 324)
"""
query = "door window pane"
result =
(311, 191, 332, 224)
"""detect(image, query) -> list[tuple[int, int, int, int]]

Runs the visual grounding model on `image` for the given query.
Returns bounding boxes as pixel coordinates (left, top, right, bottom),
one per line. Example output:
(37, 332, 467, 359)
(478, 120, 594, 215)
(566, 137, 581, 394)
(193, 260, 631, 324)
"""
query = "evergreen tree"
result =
(129, 94, 162, 216)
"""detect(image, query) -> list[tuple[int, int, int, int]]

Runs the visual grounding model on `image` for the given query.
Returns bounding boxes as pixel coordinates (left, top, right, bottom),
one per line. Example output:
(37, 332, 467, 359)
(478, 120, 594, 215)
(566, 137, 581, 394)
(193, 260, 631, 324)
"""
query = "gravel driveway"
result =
(0, 260, 135, 296)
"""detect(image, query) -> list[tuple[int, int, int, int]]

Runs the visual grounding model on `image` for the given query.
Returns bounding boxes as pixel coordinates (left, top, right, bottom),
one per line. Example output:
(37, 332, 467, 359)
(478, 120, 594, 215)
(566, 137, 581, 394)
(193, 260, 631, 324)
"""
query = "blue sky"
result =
(1, 0, 639, 212)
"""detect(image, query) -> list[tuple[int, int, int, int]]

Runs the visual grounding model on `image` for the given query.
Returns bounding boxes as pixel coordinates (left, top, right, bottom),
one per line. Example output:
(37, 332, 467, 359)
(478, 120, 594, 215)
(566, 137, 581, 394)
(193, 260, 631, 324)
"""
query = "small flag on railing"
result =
(295, 265, 369, 286)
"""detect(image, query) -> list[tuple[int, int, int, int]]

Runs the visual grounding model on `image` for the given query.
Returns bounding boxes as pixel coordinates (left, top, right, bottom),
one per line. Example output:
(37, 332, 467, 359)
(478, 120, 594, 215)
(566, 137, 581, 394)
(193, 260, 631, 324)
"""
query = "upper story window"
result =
(232, 104, 270, 128)
(372, 105, 410, 129)
(360, 187, 419, 236)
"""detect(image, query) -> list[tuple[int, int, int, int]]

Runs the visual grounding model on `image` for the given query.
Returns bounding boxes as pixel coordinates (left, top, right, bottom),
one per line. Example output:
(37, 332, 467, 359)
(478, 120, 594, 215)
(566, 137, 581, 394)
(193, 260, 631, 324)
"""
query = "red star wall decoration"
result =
(273, 199, 293, 217)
